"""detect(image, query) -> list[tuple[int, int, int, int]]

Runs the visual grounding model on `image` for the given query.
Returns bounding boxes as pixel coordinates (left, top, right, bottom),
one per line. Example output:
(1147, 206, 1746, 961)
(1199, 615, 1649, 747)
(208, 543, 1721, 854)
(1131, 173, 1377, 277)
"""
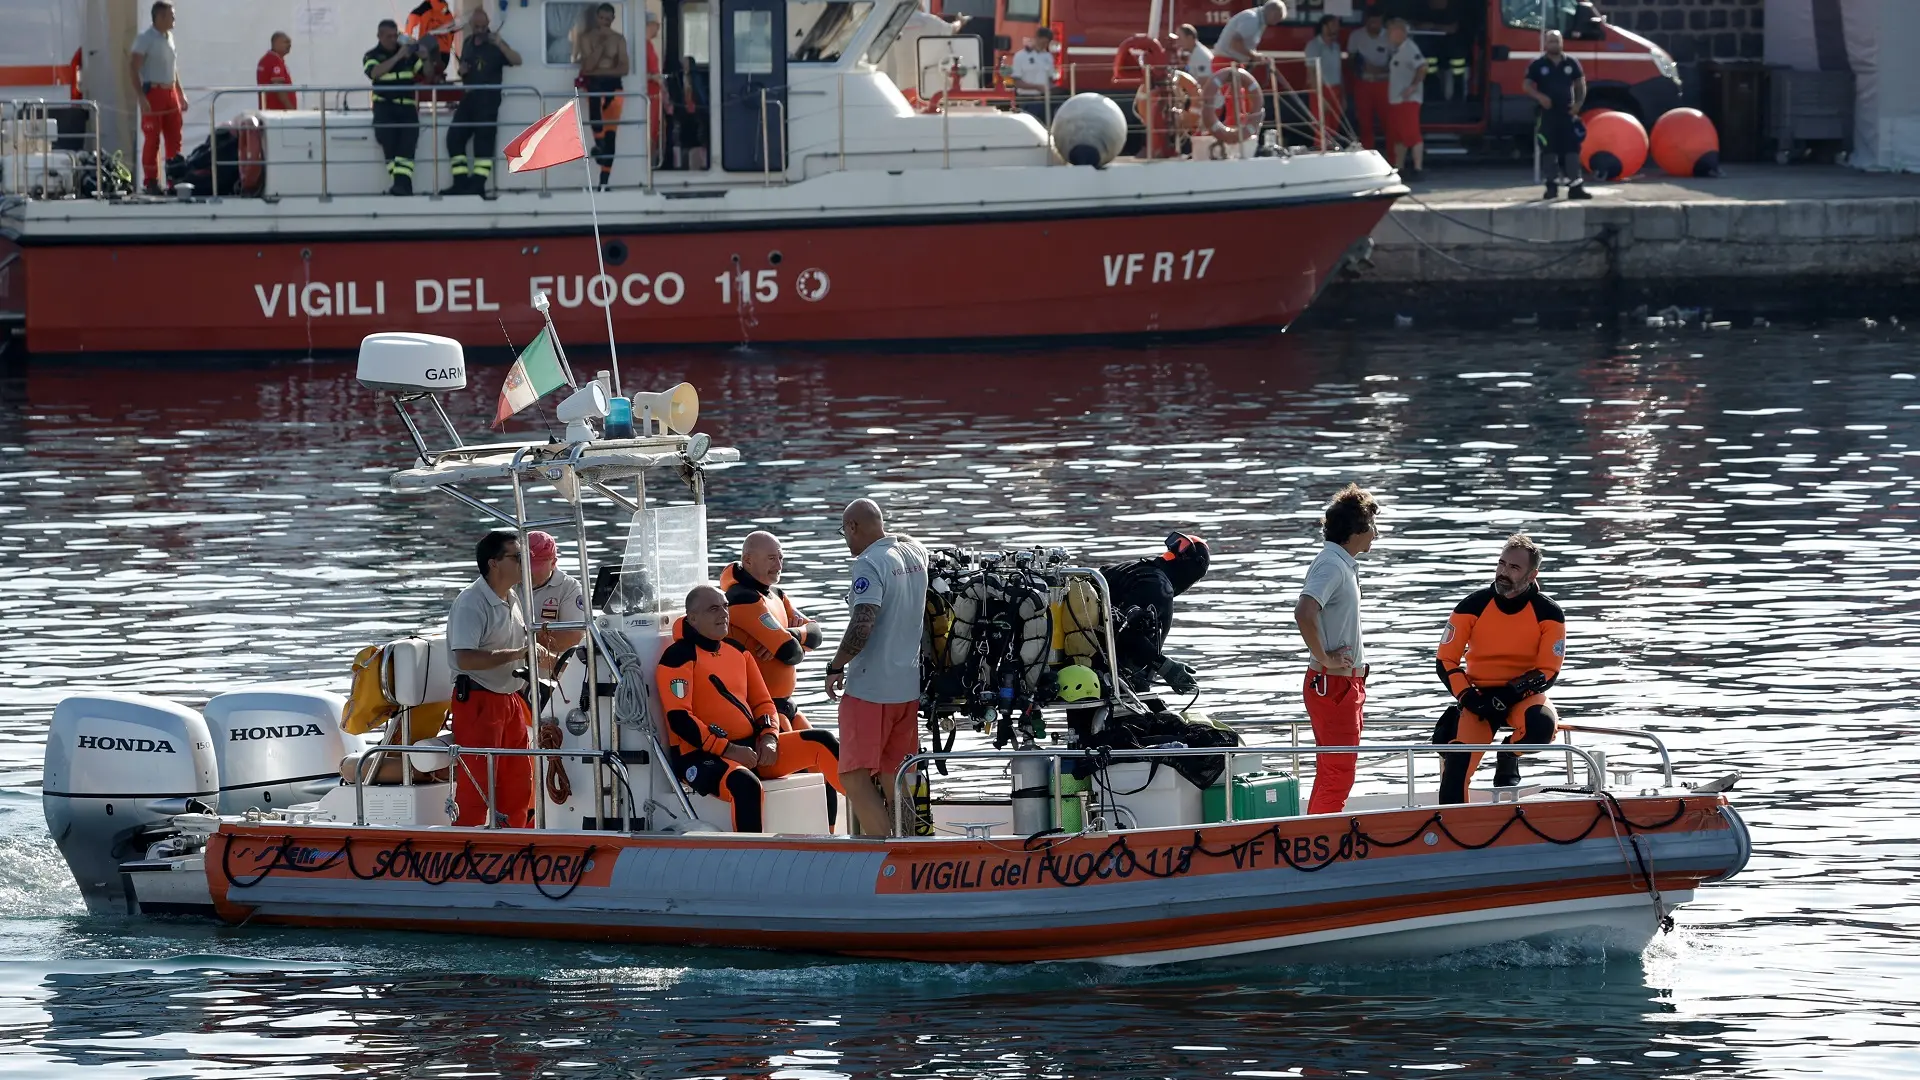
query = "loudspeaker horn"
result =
(631, 382, 700, 437)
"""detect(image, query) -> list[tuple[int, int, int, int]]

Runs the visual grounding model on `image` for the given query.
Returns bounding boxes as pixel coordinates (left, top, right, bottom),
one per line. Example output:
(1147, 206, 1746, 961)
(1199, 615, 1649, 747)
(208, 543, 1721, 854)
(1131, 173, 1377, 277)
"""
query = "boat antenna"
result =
(575, 88, 622, 398)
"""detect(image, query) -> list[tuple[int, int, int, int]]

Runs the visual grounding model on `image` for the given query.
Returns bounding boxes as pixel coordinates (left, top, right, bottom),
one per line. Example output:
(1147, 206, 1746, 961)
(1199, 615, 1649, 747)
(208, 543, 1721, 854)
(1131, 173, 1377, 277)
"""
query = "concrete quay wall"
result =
(1366, 197, 1920, 286)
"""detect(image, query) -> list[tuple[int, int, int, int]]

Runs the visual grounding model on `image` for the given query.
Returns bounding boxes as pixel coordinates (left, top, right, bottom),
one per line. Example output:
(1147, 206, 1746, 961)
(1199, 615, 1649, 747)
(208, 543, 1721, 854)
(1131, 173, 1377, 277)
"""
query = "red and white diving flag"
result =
(502, 101, 587, 173)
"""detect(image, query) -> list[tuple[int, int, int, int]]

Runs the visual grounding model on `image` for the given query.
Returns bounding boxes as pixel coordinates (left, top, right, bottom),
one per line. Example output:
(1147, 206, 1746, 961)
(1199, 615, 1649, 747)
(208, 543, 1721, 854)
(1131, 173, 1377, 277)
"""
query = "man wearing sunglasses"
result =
(447, 529, 557, 828)
(1101, 531, 1211, 696)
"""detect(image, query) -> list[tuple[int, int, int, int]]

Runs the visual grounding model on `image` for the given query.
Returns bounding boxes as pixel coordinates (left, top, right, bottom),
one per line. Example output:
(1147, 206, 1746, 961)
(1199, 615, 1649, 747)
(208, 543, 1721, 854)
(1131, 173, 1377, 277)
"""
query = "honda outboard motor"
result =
(43, 692, 218, 915)
(203, 687, 358, 814)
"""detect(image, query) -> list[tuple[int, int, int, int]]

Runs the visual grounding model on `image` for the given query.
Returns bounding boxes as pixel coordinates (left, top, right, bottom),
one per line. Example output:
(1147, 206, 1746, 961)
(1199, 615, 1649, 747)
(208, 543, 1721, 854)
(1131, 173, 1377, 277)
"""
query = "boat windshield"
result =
(861, 0, 918, 65)
(791, 0, 875, 61)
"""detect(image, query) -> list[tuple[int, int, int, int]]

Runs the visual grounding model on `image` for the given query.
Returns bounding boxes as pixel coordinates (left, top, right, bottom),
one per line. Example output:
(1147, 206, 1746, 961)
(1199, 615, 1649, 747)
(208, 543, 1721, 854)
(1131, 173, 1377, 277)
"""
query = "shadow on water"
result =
(8, 942, 1752, 1079)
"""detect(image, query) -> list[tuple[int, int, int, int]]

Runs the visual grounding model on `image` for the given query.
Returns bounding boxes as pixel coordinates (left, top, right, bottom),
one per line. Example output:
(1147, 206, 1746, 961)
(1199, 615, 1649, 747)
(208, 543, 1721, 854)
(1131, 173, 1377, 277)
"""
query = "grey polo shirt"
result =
(447, 576, 529, 694)
(1350, 27, 1392, 80)
(131, 28, 177, 87)
(844, 536, 929, 705)
(1304, 36, 1344, 88)
(520, 568, 586, 631)
(1299, 541, 1365, 669)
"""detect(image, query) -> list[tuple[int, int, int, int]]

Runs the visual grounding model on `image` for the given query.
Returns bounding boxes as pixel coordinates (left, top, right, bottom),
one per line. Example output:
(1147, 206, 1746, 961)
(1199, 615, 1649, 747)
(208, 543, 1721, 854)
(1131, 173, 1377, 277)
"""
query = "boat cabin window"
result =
(545, 0, 629, 66)
(733, 8, 777, 72)
(682, 1, 713, 63)
(862, 1, 918, 64)
(788, 1, 874, 62)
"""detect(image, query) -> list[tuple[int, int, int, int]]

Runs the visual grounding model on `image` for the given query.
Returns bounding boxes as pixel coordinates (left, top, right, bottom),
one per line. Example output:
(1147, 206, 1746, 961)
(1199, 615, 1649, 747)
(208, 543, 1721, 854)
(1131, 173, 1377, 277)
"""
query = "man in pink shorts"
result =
(824, 498, 928, 836)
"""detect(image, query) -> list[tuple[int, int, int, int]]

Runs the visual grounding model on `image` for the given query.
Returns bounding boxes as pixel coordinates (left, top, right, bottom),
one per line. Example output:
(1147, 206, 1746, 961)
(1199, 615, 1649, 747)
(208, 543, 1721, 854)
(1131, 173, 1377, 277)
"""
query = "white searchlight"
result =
(555, 381, 611, 445)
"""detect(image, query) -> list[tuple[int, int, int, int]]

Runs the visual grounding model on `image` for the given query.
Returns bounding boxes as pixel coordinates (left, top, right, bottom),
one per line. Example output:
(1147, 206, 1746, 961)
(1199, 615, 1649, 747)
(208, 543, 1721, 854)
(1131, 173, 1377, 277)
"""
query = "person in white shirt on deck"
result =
(1009, 27, 1057, 121)
(1293, 484, 1379, 816)
(1175, 24, 1213, 81)
(1213, 0, 1287, 68)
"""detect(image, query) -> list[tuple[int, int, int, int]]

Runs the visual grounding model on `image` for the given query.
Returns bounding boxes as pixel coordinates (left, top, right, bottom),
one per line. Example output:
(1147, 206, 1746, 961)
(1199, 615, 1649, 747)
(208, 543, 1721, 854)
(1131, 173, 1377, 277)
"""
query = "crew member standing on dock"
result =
(1526, 30, 1590, 200)
(1385, 17, 1426, 180)
(1433, 534, 1564, 804)
(443, 5, 522, 195)
(447, 530, 557, 828)
(1010, 28, 1058, 122)
(577, 3, 631, 191)
(364, 19, 426, 196)
(1348, 8, 1391, 153)
(1294, 485, 1377, 815)
(129, 1, 186, 196)
(1302, 15, 1346, 149)
(826, 499, 929, 837)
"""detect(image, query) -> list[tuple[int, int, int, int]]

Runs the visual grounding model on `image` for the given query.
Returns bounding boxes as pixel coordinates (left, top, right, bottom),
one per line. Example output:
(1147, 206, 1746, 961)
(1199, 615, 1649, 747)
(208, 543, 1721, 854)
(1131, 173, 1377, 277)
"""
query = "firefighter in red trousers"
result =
(659, 585, 846, 832)
(130, 1, 187, 195)
(447, 530, 558, 828)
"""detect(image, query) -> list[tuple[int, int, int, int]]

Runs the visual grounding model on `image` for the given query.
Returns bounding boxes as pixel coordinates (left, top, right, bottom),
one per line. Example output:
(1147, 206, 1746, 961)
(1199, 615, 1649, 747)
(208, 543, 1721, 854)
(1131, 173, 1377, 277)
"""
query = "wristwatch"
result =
(826, 664, 845, 676)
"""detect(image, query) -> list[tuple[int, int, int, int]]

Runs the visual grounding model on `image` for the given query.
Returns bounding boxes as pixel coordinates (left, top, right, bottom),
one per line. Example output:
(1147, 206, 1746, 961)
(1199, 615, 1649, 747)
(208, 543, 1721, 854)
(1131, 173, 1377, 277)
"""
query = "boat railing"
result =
(1254, 715, 1676, 789)
(198, 83, 662, 199)
(350, 740, 638, 830)
(889, 740, 1613, 838)
(0, 98, 103, 198)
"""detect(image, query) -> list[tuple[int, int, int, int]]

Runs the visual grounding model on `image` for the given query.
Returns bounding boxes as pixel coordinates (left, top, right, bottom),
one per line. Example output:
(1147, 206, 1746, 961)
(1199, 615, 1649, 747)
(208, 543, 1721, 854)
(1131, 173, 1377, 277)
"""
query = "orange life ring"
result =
(1111, 33, 1166, 88)
(235, 114, 266, 195)
(1202, 66, 1265, 144)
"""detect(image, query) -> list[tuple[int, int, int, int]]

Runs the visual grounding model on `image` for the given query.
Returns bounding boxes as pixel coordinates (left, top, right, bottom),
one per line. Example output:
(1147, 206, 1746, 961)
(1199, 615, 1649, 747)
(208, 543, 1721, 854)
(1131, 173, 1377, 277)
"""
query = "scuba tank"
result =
(1058, 577, 1107, 669)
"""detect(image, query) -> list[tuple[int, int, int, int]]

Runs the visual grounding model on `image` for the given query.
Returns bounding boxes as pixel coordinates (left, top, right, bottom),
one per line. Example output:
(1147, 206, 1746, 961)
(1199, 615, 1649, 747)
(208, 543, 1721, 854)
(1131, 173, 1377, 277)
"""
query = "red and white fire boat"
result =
(0, 0, 1397, 354)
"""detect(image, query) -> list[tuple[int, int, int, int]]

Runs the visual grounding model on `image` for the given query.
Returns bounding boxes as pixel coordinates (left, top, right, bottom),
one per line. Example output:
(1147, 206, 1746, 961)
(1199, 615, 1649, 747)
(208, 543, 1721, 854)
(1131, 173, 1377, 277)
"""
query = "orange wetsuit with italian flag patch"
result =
(720, 561, 823, 731)
(1433, 583, 1565, 802)
(656, 617, 843, 832)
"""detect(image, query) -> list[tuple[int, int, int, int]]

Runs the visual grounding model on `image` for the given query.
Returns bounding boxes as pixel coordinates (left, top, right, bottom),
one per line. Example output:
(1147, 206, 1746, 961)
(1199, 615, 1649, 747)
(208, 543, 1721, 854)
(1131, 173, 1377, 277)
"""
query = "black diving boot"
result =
(1493, 752, 1523, 788)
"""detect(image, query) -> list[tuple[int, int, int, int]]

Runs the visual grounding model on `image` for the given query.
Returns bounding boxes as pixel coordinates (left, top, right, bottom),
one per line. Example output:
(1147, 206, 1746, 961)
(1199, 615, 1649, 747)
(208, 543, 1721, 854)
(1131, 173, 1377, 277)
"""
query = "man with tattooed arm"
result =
(824, 499, 929, 836)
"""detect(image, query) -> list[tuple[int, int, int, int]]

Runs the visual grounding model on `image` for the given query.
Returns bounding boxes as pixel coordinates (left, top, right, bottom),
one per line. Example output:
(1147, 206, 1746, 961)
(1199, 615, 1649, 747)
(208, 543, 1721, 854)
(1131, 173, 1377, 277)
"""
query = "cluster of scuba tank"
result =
(919, 546, 1112, 753)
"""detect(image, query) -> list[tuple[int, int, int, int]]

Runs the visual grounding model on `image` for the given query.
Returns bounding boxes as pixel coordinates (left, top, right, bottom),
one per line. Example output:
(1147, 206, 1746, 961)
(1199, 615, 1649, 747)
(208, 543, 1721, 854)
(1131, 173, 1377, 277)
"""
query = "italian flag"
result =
(494, 327, 570, 427)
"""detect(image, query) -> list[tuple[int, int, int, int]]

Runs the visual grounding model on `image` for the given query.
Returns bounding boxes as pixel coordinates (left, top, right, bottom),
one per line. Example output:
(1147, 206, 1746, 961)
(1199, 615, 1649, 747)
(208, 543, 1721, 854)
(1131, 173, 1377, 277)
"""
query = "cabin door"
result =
(719, 0, 786, 173)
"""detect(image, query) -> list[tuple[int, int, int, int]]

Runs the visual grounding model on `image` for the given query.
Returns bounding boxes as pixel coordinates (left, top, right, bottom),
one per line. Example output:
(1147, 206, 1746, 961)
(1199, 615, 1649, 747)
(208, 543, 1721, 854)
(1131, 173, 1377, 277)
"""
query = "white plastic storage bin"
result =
(1096, 761, 1206, 829)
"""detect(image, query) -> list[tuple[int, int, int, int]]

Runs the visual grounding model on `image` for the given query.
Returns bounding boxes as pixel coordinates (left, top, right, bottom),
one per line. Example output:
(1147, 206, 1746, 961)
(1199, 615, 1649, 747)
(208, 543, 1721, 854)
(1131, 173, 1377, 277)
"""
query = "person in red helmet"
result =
(1101, 531, 1211, 695)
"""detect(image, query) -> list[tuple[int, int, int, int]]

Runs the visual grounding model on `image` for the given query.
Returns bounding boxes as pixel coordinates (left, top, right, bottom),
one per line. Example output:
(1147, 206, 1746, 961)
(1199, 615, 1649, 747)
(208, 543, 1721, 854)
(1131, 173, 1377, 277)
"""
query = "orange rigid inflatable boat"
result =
(43, 335, 1749, 966)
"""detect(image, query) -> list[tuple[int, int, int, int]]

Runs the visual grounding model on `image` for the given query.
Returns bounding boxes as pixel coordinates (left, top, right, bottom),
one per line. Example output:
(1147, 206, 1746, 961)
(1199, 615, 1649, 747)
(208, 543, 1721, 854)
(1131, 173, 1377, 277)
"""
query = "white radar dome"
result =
(1050, 94, 1128, 169)
(356, 332, 468, 393)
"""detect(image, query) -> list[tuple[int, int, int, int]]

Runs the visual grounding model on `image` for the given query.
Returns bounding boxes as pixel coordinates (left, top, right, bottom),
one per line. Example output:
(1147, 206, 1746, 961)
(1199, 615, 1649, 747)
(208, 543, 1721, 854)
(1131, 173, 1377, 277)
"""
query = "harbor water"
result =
(0, 324, 1915, 1078)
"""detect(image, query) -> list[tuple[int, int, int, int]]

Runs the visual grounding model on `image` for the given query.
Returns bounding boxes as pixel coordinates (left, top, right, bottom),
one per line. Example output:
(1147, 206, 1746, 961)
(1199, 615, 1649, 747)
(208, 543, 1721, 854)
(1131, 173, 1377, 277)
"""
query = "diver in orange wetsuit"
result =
(657, 585, 844, 831)
(721, 531, 823, 732)
(1432, 533, 1565, 804)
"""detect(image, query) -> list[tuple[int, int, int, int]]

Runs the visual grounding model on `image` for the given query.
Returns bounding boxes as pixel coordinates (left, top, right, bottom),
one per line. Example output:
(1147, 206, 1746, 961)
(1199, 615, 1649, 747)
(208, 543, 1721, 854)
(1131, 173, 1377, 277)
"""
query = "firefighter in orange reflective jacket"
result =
(721, 531, 823, 732)
(1433, 534, 1565, 804)
(657, 585, 844, 831)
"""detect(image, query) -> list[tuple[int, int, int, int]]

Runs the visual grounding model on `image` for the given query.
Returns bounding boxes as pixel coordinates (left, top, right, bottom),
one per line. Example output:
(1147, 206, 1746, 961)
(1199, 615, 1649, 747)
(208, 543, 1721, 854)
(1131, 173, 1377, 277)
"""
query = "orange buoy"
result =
(1650, 107, 1721, 177)
(1581, 110, 1648, 180)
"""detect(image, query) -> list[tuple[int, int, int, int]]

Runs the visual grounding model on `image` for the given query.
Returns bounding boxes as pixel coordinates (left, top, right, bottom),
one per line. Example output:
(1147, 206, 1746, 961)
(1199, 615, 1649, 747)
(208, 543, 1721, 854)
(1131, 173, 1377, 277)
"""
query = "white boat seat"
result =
(686, 771, 832, 835)
(387, 635, 454, 708)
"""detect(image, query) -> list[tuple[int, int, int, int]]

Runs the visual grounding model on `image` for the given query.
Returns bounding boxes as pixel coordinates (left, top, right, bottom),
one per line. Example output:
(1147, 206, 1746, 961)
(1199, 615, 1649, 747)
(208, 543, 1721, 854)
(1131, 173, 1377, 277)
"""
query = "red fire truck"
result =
(934, 0, 1682, 146)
